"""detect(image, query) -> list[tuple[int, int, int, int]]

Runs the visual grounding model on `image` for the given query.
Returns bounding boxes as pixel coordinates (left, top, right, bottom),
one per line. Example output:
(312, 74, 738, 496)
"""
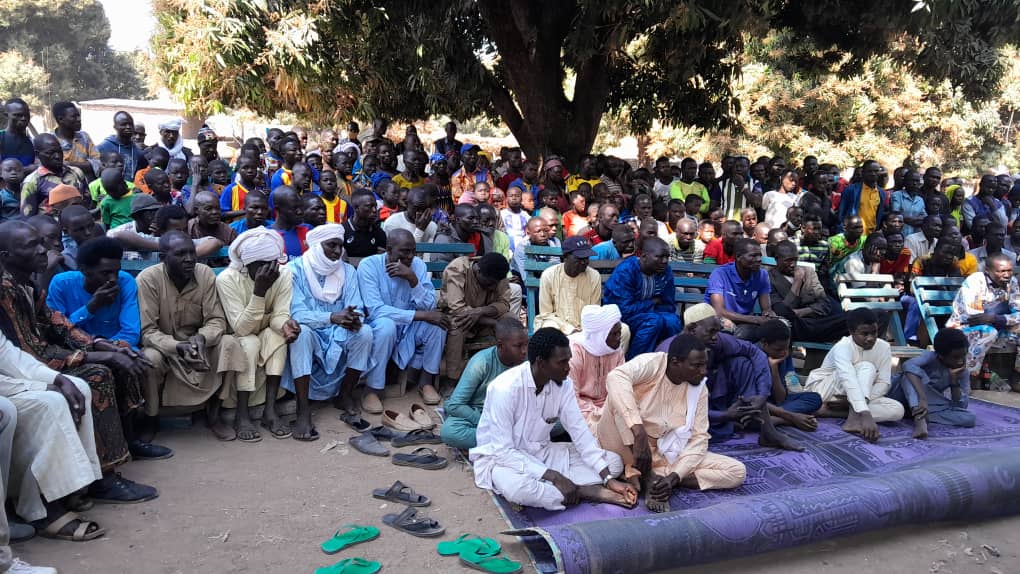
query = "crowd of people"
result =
(0, 97, 1017, 572)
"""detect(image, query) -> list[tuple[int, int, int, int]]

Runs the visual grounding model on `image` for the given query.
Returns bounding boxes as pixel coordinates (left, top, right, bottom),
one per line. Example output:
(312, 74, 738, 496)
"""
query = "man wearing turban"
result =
(215, 227, 301, 442)
(280, 223, 373, 439)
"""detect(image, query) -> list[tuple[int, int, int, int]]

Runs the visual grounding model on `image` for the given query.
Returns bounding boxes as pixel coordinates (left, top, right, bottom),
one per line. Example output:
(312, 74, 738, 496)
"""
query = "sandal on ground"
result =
(382, 506, 445, 538)
(320, 525, 380, 555)
(392, 447, 447, 470)
(367, 426, 401, 442)
(314, 557, 382, 574)
(261, 418, 292, 440)
(348, 433, 390, 457)
(391, 428, 441, 448)
(372, 480, 430, 507)
(340, 413, 371, 433)
(436, 534, 501, 557)
(459, 551, 522, 574)
(37, 512, 105, 542)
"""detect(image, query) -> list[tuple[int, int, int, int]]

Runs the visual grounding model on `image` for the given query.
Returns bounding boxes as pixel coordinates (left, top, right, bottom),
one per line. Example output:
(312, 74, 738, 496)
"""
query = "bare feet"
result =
(912, 416, 929, 439)
(333, 393, 360, 416)
(207, 417, 236, 441)
(786, 412, 819, 432)
(261, 414, 292, 439)
(643, 475, 671, 513)
(577, 485, 637, 508)
(758, 423, 805, 451)
(842, 409, 880, 442)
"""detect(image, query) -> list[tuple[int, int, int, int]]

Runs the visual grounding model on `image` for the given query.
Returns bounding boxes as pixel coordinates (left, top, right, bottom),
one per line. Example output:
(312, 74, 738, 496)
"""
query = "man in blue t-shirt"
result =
(270, 185, 309, 259)
(705, 237, 777, 341)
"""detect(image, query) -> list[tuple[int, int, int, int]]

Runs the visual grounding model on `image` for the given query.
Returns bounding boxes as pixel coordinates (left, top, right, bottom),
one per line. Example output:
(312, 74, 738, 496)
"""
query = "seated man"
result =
(702, 220, 742, 265)
(229, 192, 273, 235)
(889, 328, 973, 439)
(569, 304, 626, 429)
(58, 204, 101, 271)
(358, 229, 448, 411)
(904, 214, 942, 264)
(188, 190, 238, 244)
(596, 333, 746, 513)
(590, 224, 635, 261)
(440, 317, 527, 450)
(434, 204, 488, 264)
(534, 236, 627, 347)
(302, 194, 327, 228)
(281, 224, 372, 440)
(673, 304, 802, 451)
(945, 253, 1020, 391)
(511, 216, 559, 278)
(757, 319, 823, 430)
(470, 328, 637, 510)
(670, 218, 699, 263)
(768, 240, 845, 342)
(270, 186, 311, 259)
(829, 214, 866, 265)
(0, 221, 158, 502)
(216, 227, 302, 442)
(438, 253, 513, 382)
(0, 330, 103, 544)
(45, 236, 174, 456)
(706, 238, 776, 340)
(136, 231, 245, 441)
(804, 308, 905, 442)
(341, 191, 387, 261)
(603, 237, 679, 359)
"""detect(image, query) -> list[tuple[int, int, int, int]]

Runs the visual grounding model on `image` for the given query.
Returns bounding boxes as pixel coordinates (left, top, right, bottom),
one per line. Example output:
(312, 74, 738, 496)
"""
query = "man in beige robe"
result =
(596, 333, 746, 513)
(215, 227, 300, 442)
(439, 253, 514, 380)
(137, 231, 246, 441)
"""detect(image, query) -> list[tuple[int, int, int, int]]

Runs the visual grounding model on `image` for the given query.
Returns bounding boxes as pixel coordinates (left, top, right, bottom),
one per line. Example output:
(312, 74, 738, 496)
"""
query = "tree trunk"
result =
(478, 0, 612, 171)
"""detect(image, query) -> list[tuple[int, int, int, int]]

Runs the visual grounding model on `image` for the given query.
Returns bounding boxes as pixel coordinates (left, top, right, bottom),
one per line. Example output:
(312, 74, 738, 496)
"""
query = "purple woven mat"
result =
(493, 399, 1020, 573)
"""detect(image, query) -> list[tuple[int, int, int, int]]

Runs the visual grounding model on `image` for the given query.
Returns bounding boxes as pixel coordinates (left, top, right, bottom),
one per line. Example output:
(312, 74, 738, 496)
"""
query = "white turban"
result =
(576, 304, 623, 357)
(158, 117, 183, 131)
(302, 223, 346, 303)
(228, 226, 286, 271)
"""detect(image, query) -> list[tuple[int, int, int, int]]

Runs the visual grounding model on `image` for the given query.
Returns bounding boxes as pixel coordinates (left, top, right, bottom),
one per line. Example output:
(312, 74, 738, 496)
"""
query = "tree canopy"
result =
(0, 0, 147, 114)
(152, 0, 1020, 166)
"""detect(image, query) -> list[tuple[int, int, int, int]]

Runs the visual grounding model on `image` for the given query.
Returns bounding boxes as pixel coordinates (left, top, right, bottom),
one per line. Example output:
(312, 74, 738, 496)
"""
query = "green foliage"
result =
(151, 0, 1020, 166)
(0, 0, 147, 111)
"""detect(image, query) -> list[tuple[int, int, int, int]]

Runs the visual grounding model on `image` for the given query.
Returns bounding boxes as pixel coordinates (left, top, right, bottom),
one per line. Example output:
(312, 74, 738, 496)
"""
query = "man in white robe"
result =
(470, 328, 637, 511)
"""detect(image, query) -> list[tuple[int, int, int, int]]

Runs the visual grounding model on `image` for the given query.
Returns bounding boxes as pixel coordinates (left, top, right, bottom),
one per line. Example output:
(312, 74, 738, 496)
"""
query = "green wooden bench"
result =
(415, 243, 476, 289)
(121, 247, 231, 276)
(913, 276, 1014, 356)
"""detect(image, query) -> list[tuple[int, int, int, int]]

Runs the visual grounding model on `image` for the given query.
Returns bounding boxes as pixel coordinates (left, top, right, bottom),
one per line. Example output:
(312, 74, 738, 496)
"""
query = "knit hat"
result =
(683, 303, 716, 325)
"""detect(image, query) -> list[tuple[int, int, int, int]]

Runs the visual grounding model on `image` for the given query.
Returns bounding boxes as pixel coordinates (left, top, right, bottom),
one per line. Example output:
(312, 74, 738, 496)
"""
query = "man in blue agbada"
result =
(357, 229, 448, 414)
(603, 236, 680, 359)
(281, 223, 373, 441)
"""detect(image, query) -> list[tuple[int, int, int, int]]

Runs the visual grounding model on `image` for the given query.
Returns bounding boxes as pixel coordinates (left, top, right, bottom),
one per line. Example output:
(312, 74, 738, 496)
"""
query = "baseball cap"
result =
(131, 194, 160, 215)
(562, 236, 596, 258)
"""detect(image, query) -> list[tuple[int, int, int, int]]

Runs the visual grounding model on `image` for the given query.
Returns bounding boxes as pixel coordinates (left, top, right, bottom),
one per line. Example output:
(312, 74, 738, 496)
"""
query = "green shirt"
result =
(100, 193, 135, 229)
(829, 233, 866, 264)
(443, 347, 511, 425)
(89, 178, 135, 204)
(669, 180, 710, 214)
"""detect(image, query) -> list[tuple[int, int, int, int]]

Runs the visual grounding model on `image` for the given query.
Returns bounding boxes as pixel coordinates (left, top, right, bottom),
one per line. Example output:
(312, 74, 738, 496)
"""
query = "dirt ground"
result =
(15, 391, 1020, 574)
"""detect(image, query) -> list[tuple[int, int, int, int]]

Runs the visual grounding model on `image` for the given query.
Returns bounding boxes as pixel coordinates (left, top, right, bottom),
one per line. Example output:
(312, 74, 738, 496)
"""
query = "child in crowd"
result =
(99, 168, 136, 229)
(684, 193, 704, 222)
(377, 180, 401, 221)
(0, 158, 24, 221)
(562, 190, 588, 237)
(88, 151, 130, 205)
(316, 170, 348, 224)
(890, 328, 973, 439)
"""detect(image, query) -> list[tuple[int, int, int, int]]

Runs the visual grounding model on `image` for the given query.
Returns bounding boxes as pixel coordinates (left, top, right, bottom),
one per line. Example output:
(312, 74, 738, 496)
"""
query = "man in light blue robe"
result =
(358, 229, 449, 413)
(281, 223, 373, 441)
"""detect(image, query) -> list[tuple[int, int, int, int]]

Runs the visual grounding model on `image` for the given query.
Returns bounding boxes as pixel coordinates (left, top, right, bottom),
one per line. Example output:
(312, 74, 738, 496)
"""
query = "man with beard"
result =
(603, 237, 679, 358)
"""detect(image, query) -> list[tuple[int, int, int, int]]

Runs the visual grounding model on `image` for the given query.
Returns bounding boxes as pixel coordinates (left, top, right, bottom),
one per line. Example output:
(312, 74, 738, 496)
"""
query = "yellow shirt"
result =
(566, 176, 601, 193)
(859, 184, 880, 235)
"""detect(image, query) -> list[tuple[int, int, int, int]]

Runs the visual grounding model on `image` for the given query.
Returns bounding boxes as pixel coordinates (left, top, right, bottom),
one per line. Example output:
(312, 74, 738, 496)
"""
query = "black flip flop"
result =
(372, 480, 431, 507)
(368, 425, 402, 442)
(382, 506, 445, 538)
(261, 419, 292, 440)
(392, 447, 447, 470)
(349, 433, 390, 457)
(392, 428, 442, 448)
(293, 427, 320, 442)
(340, 413, 371, 433)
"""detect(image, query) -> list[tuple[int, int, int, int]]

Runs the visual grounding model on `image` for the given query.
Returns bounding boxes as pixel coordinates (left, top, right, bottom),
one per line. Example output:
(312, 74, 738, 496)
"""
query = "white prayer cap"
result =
(683, 303, 717, 325)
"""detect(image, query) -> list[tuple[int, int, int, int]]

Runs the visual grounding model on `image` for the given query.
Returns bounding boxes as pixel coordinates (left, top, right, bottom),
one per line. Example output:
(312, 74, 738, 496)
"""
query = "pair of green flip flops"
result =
(437, 534, 522, 573)
(316, 525, 381, 574)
